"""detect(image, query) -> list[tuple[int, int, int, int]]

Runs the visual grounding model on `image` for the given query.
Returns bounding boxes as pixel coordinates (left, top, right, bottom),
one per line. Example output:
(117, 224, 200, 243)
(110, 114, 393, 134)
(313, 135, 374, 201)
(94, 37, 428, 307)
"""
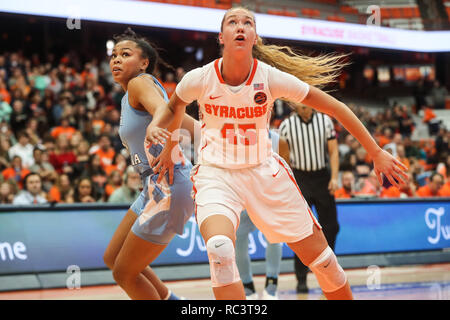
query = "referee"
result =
(279, 102, 340, 294)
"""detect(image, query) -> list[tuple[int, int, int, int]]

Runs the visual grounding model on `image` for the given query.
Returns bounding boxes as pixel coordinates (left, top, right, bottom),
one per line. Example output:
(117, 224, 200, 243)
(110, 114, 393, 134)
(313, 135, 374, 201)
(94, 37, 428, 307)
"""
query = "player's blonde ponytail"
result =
(252, 36, 350, 88)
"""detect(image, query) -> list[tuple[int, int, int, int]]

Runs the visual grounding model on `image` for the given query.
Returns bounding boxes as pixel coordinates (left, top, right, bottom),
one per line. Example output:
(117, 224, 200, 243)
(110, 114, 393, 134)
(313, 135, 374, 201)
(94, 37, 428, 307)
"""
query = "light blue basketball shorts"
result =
(130, 161, 194, 245)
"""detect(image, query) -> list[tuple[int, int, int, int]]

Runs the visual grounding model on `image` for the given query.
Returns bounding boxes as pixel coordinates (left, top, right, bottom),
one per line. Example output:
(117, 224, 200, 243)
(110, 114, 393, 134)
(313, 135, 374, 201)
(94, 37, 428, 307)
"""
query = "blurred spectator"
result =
(2, 155, 30, 189)
(435, 128, 449, 163)
(92, 170, 108, 202)
(416, 172, 444, 197)
(404, 136, 423, 160)
(8, 131, 34, 168)
(92, 134, 115, 171)
(161, 72, 177, 98)
(9, 99, 31, 135)
(24, 118, 42, 145)
(413, 79, 428, 113)
(175, 67, 186, 83)
(422, 106, 441, 136)
(12, 172, 48, 205)
(27, 89, 46, 123)
(29, 146, 57, 191)
(335, 171, 355, 199)
(52, 91, 73, 124)
(72, 139, 91, 176)
(355, 170, 381, 197)
(396, 144, 410, 171)
(49, 134, 78, 177)
(398, 172, 417, 198)
(73, 177, 100, 203)
(394, 105, 414, 137)
(430, 80, 448, 110)
(47, 68, 62, 95)
(383, 133, 402, 158)
(91, 110, 106, 136)
(0, 181, 17, 204)
(439, 167, 450, 196)
(50, 116, 76, 140)
(105, 170, 122, 200)
(354, 147, 372, 177)
(85, 77, 104, 110)
(0, 89, 12, 123)
(82, 153, 107, 201)
(380, 185, 401, 198)
(377, 127, 393, 148)
(104, 152, 128, 176)
(30, 65, 50, 93)
(0, 135, 11, 172)
(339, 134, 356, 161)
(340, 134, 361, 171)
(48, 173, 74, 203)
(108, 166, 141, 204)
(0, 79, 11, 105)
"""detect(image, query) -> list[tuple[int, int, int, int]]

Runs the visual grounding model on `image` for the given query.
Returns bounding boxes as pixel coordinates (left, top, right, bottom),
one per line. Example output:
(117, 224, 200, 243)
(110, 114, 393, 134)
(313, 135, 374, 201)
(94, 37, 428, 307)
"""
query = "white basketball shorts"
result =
(190, 153, 321, 244)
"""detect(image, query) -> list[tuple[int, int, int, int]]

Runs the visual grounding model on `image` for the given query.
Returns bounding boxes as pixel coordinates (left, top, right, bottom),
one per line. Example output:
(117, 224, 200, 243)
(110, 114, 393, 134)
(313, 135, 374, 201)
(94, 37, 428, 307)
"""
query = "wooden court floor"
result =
(0, 263, 449, 300)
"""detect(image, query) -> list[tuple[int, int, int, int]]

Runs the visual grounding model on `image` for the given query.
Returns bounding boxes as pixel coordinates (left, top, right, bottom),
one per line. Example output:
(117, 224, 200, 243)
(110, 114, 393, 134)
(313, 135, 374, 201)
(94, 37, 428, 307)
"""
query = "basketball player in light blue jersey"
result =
(103, 28, 198, 300)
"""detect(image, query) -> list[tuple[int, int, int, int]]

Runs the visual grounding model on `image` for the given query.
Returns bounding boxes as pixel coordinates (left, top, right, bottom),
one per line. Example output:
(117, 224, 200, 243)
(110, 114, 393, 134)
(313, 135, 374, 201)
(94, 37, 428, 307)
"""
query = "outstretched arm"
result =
(302, 86, 407, 187)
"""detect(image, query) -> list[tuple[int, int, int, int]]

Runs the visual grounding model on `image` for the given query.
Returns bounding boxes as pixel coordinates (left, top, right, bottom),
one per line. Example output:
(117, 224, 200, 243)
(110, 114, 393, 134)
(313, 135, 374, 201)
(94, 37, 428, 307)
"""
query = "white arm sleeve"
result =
(175, 67, 205, 104)
(268, 66, 310, 103)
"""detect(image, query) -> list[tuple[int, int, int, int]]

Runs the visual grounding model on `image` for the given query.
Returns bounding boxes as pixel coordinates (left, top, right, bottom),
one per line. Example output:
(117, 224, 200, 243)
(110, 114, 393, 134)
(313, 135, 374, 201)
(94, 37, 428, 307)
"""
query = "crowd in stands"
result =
(0, 50, 448, 205)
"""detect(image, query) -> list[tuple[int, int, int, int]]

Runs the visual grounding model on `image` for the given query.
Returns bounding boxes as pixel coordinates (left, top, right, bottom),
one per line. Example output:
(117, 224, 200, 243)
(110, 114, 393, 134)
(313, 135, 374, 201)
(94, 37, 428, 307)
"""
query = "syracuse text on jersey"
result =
(198, 108, 274, 169)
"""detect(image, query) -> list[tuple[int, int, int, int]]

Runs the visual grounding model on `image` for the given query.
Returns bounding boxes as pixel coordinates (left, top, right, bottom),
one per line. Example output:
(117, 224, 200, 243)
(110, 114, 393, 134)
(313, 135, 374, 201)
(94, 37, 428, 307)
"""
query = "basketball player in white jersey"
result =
(146, 7, 408, 300)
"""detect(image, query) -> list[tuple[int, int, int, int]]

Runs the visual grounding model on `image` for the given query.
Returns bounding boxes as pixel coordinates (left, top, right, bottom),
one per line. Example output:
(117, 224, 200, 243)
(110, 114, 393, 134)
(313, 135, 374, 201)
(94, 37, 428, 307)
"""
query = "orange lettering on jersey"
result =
(203, 104, 268, 119)
(254, 106, 262, 117)
(237, 108, 245, 119)
(228, 107, 236, 119)
(212, 104, 219, 116)
(220, 105, 228, 118)
(245, 107, 254, 119)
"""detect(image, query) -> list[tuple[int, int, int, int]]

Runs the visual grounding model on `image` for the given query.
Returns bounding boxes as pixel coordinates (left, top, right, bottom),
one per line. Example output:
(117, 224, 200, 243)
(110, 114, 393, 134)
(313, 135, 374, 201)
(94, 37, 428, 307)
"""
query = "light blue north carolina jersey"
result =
(118, 73, 168, 176)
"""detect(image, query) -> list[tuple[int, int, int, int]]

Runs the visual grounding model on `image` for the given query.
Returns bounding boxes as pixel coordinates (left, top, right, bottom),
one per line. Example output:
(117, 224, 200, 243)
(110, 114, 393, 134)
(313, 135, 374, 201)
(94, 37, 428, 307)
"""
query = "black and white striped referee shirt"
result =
(279, 111, 336, 171)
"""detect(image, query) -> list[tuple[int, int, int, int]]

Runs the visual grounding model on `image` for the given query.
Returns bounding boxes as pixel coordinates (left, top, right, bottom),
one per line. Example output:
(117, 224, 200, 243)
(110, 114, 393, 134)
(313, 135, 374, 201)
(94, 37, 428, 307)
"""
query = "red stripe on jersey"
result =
(200, 141, 208, 151)
(190, 165, 200, 224)
(245, 59, 258, 85)
(214, 59, 225, 84)
(275, 156, 322, 230)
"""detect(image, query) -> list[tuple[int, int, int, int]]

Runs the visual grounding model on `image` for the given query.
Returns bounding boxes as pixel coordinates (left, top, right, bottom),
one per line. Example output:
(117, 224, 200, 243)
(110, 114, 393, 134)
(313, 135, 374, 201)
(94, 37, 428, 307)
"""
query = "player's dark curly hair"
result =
(113, 28, 174, 74)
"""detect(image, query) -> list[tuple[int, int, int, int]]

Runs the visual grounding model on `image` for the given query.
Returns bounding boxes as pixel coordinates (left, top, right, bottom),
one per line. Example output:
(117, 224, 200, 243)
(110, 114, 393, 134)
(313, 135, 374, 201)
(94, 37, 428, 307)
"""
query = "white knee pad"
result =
(206, 235, 241, 287)
(309, 246, 347, 293)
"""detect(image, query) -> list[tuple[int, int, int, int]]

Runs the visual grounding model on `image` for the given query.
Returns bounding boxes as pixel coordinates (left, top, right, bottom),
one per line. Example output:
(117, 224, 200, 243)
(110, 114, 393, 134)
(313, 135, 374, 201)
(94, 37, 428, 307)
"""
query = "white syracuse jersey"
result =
(196, 58, 274, 169)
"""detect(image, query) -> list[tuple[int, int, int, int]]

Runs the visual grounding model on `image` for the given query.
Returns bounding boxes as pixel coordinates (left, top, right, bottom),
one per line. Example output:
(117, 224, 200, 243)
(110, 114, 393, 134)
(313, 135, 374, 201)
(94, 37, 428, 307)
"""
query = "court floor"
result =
(0, 263, 449, 300)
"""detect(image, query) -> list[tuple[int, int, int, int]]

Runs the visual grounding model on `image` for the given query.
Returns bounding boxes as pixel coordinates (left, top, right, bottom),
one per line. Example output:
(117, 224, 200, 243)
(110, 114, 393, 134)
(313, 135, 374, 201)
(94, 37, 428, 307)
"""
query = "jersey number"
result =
(221, 123, 257, 146)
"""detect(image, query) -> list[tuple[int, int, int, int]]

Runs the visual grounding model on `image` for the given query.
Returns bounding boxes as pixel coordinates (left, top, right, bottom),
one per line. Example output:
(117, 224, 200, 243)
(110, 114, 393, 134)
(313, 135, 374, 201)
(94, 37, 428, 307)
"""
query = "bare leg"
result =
(288, 225, 353, 300)
(112, 232, 167, 300)
(200, 214, 246, 300)
(103, 209, 169, 299)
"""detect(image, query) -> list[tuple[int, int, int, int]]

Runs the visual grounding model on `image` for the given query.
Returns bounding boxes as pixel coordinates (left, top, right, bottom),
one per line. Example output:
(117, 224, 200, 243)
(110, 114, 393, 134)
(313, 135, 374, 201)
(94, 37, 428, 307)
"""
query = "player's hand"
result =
(146, 123, 171, 146)
(371, 149, 408, 188)
(152, 142, 185, 185)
